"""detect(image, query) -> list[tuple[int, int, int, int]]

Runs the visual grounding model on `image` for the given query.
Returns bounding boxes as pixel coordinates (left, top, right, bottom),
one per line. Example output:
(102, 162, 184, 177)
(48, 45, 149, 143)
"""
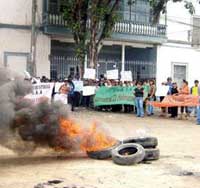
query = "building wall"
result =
(0, 29, 51, 78)
(157, 1, 200, 88)
(0, 0, 51, 78)
(157, 44, 200, 87)
(0, 0, 43, 25)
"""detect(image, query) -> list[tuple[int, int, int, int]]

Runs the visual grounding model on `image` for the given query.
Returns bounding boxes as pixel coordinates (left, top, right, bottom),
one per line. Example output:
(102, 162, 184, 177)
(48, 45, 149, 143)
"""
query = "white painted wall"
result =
(157, 1, 200, 88)
(157, 43, 200, 87)
(0, 0, 51, 78)
(0, 29, 51, 78)
(0, 0, 43, 25)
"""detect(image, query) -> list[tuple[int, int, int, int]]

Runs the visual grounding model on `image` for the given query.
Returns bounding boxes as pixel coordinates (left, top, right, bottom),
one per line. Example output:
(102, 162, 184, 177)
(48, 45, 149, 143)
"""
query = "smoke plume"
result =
(0, 68, 70, 154)
(0, 68, 116, 155)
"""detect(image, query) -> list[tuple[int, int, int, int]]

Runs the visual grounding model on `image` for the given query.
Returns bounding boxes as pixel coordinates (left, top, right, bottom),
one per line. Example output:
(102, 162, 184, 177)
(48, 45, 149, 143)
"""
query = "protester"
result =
(65, 76, 75, 111)
(124, 81, 133, 113)
(134, 81, 144, 117)
(82, 79, 96, 108)
(196, 100, 200, 125)
(147, 80, 156, 116)
(170, 82, 179, 118)
(54, 84, 69, 104)
(162, 77, 173, 115)
(143, 80, 149, 112)
(190, 80, 200, 116)
(179, 79, 190, 119)
(162, 77, 173, 95)
(73, 75, 83, 108)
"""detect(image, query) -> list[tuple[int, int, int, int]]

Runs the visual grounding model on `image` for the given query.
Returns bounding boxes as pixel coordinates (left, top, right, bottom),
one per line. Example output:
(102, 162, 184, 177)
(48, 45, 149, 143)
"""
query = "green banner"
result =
(94, 86, 148, 106)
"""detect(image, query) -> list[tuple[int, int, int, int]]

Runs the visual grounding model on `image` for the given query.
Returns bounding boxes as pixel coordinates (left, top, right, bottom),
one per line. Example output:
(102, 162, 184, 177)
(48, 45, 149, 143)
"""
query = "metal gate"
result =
(97, 60, 156, 80)
(50, 55, 80, 80)
(50, 55, 156, 80)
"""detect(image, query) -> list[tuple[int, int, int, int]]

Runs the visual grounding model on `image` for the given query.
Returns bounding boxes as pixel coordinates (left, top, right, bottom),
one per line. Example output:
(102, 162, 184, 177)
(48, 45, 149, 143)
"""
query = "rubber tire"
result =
(87, 141, 121, 160)
(111, 143, 145, 165)
(143, 148, 160, 161)
(122, 137, 158, 148)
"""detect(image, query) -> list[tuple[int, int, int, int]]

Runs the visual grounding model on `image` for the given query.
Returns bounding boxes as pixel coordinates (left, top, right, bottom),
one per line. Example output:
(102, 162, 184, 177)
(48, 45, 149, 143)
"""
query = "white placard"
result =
(83, 68, 96, 79)
(106, 69, 119, 80)
(24, 83, 54, 103)
(121, 71, 132, 81)
(73, 80, 84, 92)
(82, 86, 96, 96)
(155, 85, 169, 97)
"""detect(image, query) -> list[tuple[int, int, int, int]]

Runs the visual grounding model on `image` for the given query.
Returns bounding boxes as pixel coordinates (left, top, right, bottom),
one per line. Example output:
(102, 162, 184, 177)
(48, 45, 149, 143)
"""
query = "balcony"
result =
(43, 12, 167, 44)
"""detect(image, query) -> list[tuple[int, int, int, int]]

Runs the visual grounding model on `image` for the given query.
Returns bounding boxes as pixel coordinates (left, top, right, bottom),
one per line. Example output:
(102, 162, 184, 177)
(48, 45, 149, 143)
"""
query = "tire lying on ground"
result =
(143, 148, 160, 161)
(87, 141, 121, 160)
(111, 143, 145, 165)
(122, 137, 158, 148)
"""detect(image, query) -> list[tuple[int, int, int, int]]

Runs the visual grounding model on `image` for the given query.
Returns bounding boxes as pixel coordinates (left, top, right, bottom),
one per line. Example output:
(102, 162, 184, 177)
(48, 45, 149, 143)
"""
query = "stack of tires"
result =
(87, 137, 160, 166)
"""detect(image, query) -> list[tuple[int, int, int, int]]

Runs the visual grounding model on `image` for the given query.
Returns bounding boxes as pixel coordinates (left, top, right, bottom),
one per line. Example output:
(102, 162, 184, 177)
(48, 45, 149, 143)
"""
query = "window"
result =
(123, 0, 151, 23)
(49, 0, 60, 13)
(172, 63, 188, 87)
(4, 52, 30, 74)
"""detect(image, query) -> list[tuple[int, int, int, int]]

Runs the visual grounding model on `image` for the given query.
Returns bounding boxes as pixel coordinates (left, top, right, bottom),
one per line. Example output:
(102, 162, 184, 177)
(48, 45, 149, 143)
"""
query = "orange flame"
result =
(58, 118, 116, 152)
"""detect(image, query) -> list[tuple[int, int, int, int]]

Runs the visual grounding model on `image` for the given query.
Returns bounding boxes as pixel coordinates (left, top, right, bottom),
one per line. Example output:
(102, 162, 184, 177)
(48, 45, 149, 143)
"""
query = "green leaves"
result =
(60, 0, 120, 68)
(184, 0, 195, 14)
(150, 0, 195, 24)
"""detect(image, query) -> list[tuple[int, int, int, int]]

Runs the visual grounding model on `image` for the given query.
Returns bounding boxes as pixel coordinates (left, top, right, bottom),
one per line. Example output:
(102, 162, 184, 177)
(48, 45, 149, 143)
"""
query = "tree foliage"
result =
(150, 0, 195, 23)
(61, 0, 89, 69)
(61, 0, 120, 69)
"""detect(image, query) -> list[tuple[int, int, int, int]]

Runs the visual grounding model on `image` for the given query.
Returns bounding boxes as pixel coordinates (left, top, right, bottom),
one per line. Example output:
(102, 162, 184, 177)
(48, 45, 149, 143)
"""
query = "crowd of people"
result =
(35, 74, 200, 125)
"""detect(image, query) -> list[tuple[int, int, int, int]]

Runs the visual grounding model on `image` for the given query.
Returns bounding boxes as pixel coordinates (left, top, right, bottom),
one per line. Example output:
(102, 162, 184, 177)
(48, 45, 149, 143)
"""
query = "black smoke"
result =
(0, 68, 70, 155)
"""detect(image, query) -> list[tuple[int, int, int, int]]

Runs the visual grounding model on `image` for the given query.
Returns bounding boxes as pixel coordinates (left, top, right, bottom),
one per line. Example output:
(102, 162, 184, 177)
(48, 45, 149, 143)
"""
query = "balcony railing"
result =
(43, 13, 166, 38)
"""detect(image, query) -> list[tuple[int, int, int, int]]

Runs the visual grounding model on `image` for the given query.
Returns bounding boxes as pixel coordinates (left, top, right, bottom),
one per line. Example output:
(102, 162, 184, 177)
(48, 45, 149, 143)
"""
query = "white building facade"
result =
(157, 1, 200, 87)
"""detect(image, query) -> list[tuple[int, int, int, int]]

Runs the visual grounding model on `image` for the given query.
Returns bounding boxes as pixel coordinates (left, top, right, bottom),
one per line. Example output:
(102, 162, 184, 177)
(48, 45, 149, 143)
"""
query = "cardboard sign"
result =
(82, 86, 96, 96)
(83, 68, 96, 79)
(106, 69, 119, 80)
(121, 71, 132, 81)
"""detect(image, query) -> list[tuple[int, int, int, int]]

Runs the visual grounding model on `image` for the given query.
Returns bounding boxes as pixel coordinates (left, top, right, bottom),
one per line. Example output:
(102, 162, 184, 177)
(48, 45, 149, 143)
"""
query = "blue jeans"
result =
(188, 106, 197, 115)
(147, 97, 154, 115)
(135, 97, 144, 117)
(196, 106, 200, 125)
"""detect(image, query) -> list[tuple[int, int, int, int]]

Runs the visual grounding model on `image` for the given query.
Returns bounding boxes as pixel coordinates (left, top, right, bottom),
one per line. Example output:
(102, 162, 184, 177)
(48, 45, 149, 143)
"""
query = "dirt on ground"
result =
(0, 109, 200, 188)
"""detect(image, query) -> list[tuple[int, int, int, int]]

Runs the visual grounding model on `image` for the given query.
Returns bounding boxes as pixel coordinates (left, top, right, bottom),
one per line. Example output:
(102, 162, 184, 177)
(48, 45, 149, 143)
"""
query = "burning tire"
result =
(87, 141, 121, 160)
(111, 143, 145, 165)
(143, 148, 160, 161)
(122, 137, 158, 148)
